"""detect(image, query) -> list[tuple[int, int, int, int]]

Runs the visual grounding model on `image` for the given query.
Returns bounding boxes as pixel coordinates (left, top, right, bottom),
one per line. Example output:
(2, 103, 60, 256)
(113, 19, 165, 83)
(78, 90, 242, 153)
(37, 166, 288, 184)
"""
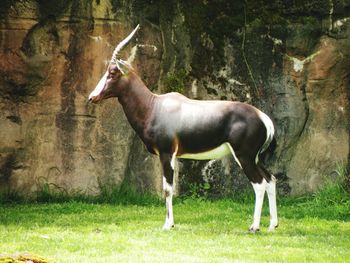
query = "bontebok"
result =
(88, 25, 278, 232)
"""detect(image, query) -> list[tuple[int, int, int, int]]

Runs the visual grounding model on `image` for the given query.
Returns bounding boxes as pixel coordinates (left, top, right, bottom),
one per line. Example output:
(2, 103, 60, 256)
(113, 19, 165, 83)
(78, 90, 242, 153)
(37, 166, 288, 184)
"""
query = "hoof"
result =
(162, 224, 174, 231)
(249, 227, 260, 234)
(268, 224, 279, 232)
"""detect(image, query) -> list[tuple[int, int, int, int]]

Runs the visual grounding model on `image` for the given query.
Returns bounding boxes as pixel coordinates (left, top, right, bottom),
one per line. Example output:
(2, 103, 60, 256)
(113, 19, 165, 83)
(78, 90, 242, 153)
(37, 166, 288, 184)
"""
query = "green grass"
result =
(1, 168, 349, 262)
(1, 191, 349, 263)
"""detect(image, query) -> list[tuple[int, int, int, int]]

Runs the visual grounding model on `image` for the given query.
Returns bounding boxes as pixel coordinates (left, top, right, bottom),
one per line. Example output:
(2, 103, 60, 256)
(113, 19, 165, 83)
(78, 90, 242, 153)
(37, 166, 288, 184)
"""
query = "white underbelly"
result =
(178, 143, 231, 160)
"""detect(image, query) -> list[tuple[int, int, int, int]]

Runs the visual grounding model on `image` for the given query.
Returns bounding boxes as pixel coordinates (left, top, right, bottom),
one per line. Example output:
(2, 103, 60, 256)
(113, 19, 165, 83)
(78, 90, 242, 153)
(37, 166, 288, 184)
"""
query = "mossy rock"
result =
(162, 70, 187, 94)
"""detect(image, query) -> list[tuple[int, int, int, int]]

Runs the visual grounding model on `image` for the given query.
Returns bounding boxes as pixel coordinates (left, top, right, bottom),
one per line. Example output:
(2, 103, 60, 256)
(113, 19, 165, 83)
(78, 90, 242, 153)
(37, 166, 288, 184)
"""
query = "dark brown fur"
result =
(90, 65, 273, 184)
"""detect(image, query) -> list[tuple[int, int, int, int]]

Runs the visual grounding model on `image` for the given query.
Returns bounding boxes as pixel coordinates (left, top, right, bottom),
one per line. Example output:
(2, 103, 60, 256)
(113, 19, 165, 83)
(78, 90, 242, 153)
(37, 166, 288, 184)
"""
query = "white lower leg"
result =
(163, 177, 174, 230)
(250, 180, 266, 232)
(266, 176, 278, 231)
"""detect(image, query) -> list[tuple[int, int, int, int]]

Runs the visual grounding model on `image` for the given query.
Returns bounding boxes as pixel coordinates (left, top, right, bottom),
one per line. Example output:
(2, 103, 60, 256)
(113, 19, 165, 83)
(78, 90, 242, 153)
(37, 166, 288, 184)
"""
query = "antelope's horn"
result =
(111, 24, 140, 64)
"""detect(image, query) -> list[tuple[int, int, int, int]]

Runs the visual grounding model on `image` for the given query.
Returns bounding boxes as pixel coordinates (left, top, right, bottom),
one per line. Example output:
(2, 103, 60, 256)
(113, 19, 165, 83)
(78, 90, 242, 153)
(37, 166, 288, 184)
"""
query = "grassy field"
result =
(1, 183, 349, 263)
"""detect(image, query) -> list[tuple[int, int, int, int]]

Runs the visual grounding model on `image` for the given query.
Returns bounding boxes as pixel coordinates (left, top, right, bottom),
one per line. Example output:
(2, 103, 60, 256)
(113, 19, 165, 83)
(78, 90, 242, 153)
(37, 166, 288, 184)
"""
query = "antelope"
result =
(88, 25, 278, 232)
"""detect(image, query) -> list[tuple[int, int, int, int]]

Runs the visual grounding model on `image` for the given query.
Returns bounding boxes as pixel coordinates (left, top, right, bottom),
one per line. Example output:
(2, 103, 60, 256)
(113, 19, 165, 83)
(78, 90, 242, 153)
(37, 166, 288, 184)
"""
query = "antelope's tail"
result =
(260, 136, 277, 165)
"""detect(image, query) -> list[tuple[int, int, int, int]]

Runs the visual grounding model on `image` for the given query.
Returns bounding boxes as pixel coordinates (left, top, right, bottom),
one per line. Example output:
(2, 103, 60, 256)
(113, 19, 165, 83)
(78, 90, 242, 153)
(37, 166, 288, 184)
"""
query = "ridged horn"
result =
(110, 24, 140, 64)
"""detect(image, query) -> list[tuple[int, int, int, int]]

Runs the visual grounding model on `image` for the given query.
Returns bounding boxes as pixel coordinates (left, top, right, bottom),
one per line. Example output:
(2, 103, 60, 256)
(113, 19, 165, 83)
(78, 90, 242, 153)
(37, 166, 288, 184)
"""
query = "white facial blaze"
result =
(89, 71, 108, 100)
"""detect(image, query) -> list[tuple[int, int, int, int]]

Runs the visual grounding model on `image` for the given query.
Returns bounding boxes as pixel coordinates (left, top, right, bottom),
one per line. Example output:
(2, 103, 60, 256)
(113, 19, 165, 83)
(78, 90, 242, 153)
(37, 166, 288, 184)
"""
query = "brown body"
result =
(91, 68, 271, 182)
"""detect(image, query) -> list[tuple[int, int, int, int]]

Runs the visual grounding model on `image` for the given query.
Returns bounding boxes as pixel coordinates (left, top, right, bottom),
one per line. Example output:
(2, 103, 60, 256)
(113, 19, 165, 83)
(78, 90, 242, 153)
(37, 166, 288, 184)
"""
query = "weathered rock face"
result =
(0, 0, 162, 196)
(154, 0, 350, 196)
(0, 0, 349, 196)
(284, 35, 350, 193)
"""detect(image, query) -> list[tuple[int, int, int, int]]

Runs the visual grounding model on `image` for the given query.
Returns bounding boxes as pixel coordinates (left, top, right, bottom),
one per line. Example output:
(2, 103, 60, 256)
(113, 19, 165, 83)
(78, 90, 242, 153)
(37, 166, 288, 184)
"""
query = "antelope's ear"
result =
(116, 59, 131, 75)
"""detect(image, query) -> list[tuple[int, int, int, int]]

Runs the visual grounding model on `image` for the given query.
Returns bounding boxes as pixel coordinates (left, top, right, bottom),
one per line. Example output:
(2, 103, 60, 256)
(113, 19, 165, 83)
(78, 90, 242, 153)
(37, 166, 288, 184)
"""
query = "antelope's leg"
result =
(266, 175, 278, 231)
(238, 157, 267, 233)
(258, 164, 278, 231)
(160, 153, 174, 230)
(250, 180, 267, 232)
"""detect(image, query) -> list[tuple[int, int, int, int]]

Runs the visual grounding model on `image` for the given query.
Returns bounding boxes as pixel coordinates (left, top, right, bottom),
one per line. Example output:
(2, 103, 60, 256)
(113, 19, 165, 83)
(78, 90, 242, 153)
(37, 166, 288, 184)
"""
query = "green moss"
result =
(162, 69, 187, 94)
(298, 16, 319, 25)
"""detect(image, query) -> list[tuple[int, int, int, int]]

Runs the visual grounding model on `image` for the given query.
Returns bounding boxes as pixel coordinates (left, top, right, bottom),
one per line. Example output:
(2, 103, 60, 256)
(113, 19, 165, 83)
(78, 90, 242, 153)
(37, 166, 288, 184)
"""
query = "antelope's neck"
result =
(117, 73, 156, 137)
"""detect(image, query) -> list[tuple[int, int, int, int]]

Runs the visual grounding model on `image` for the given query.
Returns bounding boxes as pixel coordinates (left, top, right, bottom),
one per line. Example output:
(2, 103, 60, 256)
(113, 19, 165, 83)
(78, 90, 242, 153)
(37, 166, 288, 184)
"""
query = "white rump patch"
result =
(256, 110, 275, 163)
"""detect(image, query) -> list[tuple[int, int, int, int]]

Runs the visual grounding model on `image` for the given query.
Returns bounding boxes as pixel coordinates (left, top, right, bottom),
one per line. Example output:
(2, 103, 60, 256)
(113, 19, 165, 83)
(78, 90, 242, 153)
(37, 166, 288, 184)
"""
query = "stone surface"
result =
(0, 0, 162, 196)
(0, 0, 349, 196)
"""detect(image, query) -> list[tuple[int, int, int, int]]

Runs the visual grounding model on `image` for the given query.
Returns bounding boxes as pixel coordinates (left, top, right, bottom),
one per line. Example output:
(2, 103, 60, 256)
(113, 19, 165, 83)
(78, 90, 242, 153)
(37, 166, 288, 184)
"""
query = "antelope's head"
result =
(88, 25, 140, 103)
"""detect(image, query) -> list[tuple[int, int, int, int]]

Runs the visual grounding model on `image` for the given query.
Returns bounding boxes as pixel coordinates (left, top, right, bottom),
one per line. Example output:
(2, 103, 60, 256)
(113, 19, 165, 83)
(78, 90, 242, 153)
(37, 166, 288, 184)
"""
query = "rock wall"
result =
(0, 0, 349, 196)
(0, 0, 162, 196)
